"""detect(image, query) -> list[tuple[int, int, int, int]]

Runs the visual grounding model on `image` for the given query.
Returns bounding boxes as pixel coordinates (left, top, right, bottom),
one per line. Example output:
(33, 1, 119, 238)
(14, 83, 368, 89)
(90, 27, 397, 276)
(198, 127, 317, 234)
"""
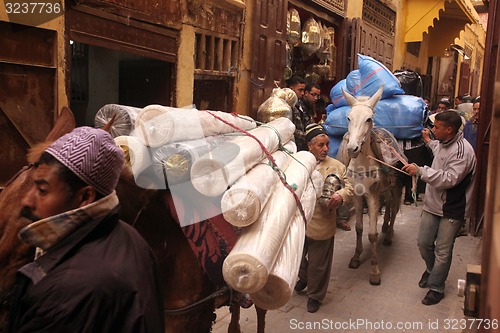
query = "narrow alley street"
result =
(213, 199, 483, 333)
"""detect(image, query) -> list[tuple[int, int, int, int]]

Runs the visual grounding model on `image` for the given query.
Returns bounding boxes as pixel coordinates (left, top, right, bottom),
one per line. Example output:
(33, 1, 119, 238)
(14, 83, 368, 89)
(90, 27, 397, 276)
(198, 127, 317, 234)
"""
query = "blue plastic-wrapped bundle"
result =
(324, 95, 426, 139)
(328, 135, 344, 158)
(375, 95, 426, 139)
(329, 79, 348, 108)
(355, 54, 405, 99)
(325, 103, 335, 116)
(323, 105, 350, 136)
(346, 70, 361, 94)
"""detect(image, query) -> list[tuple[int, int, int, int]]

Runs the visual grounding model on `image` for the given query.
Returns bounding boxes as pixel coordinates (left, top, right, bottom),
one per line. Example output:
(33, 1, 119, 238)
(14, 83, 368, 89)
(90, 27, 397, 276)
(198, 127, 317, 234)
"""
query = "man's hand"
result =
(422, 128, 432, 143)
(327, 193, 343, 209)
(402, 163, 420, 177)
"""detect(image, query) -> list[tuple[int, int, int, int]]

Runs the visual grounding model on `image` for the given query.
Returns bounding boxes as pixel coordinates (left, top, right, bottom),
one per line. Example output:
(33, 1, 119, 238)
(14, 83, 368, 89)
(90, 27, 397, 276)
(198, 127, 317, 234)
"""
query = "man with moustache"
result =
(9, 127, 164, 332)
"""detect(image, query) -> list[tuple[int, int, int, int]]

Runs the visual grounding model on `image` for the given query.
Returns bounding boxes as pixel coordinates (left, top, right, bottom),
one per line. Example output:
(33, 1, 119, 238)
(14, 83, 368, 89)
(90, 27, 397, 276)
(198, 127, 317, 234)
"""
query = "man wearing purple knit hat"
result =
(10, 127, 164, 332)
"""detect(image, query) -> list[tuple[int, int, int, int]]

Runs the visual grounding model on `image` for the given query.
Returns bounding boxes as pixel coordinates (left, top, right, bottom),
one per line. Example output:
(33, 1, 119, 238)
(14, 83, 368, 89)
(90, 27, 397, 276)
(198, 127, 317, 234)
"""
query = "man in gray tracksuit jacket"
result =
(403, 110, 476, 306)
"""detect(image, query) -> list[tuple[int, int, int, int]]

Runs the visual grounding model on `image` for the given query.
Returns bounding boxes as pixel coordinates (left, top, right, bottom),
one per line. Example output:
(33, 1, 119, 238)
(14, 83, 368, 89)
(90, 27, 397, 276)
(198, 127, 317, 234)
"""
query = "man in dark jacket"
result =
(9, 127, 164, 332)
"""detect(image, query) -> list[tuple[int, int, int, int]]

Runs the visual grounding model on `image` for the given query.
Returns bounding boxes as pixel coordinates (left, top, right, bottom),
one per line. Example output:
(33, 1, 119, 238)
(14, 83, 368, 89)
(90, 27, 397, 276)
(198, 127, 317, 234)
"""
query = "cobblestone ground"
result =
(212, 198, 483, 333)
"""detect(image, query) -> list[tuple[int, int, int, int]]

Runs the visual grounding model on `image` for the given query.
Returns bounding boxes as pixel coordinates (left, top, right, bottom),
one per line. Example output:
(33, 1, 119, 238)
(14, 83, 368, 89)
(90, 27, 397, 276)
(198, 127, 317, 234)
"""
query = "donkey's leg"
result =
(349, 195, 364, 269)
(227, 304, 241, 333)
(383, 181, 403, 246)
(366, 194, 381, 285)
(256, 306, 267, 333)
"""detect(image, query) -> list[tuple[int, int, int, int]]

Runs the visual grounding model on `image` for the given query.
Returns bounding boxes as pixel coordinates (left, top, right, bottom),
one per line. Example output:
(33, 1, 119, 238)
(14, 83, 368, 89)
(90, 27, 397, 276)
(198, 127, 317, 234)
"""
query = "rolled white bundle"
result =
(152, 136, 232, 185)
(250, 170, 323, 310)
(191, 117, 296, 197)
(94, 104, 141, 138)
(134, 105, 256, 147)
(222, 151, 316, 294)
(114, 135, 151, 178)
(221, 141, 296, 227)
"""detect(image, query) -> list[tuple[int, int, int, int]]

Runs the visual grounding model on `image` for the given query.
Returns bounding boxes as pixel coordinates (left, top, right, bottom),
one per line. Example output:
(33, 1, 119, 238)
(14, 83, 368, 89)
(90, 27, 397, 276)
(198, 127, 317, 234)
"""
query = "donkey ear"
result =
(342, 88, 358, 107)
(368, 85, 384, 109)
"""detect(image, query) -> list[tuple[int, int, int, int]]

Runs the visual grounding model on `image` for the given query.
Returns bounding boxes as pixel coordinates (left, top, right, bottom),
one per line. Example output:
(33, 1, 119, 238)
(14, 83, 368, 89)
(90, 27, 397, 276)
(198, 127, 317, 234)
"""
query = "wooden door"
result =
(348, 18, 395, 72)
(458, 62, 471, 96)
(0, 22, 57, 186)
(250, 0, 288, 119)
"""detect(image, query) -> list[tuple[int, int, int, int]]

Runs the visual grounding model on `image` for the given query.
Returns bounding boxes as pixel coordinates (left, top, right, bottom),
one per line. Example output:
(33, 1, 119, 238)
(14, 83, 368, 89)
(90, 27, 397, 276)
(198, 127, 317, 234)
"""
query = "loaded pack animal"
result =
(0, 107, 266, 333)
(337, 86, 406, 285)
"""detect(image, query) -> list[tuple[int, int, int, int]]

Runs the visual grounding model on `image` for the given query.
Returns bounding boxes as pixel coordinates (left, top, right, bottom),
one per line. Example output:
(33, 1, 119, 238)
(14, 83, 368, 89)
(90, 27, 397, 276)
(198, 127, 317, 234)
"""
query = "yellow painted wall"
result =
(235, 0, 252, 116)
(176, 24, 196, 108)
(0, 1, 68, 116)
(345, 0, 363, 17)
(455, 21, 486, 96)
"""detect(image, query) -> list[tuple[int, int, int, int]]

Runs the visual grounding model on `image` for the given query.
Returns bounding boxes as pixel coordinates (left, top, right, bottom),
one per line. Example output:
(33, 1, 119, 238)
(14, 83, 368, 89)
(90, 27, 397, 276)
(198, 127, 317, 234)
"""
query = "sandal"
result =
(337, 221, 351, 231)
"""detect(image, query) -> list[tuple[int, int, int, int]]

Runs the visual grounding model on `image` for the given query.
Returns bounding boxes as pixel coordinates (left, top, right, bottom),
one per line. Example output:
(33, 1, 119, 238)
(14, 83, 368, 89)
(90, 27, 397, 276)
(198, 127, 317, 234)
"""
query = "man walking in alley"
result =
(286, 75, 309, 151)
(402, 111, 476, 305)
(294, 124, 353, 313)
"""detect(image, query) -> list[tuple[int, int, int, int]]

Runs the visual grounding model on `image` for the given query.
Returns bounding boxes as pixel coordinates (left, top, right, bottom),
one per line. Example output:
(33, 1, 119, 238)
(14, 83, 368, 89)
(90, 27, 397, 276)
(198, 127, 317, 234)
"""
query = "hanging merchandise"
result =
(300, 17, 322, 59)
(287, 8, 301, 46)
(316, 24, 332, 62)
(284, 42, 293, 80)
(327, 27, 337, 80)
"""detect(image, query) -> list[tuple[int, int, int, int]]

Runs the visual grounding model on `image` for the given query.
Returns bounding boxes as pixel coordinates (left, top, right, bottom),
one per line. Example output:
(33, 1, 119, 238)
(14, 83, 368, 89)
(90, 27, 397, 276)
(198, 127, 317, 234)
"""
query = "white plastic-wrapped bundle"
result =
(221, 141, 296, 227)
(94, 104, 141, 138)
(222, 151, 316, 294)
(152, 136, 232, 185)
(114, 135, 151, 178)
(134, 105, 256, 147)
(190, 117, 295, 197)
(250, 170, 323, 310)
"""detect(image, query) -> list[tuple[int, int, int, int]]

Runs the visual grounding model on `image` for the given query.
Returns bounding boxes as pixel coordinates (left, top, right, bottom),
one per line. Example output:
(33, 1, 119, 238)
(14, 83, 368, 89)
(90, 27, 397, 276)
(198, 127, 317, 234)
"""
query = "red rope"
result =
(203, 110, 307, 224)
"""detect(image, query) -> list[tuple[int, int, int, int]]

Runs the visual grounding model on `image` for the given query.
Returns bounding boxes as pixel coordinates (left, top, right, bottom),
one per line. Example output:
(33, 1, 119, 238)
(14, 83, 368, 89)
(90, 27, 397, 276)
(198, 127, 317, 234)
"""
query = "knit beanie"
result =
(46, 126, 125, 196)
(305, 123, 327, 142)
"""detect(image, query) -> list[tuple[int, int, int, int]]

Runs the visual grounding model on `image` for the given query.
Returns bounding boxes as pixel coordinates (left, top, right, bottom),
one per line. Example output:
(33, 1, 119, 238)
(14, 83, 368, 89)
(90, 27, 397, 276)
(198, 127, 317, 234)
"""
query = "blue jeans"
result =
(417, 210, 464, 293)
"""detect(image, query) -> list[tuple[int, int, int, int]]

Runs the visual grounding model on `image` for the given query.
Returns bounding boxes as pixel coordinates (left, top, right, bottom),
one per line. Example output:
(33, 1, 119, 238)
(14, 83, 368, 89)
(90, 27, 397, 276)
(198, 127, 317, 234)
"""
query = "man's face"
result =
(472, 102, 480, 120)
(432, 120, 453, 142)
(21, 164, 82, 222)
(289, 83, 306, 100)
(436, 103, 448, 113)
(304, 87, 321, 105)
(308, 134, 329, 162)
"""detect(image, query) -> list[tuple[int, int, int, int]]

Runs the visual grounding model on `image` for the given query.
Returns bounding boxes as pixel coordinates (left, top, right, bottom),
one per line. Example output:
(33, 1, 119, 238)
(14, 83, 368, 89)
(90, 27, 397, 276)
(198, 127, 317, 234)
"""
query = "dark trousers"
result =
(298, 236, 335, 301)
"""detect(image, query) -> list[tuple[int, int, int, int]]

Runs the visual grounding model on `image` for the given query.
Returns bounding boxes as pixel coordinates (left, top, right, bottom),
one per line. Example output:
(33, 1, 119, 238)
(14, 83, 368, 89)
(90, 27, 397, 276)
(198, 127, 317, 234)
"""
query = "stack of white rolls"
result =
(220, 141, 296, 227)
(134, 105, 256, 147)
(222, 151, 317, 294)
(97, 102, 321, 312)
(94, 104, 142, 138)
(250, 170, 323, 310)
(190, 117, 295, 197)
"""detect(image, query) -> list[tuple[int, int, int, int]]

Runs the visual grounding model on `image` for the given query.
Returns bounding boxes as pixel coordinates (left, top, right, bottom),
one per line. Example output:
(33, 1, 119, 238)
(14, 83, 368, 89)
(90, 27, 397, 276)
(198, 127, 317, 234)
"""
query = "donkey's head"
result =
(342, 86, 383, 158)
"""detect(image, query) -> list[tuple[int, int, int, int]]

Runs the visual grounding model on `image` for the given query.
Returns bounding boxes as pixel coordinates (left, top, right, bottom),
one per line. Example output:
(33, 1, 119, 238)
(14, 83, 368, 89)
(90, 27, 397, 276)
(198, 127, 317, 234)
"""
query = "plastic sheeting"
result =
(355, 54, 405, 99)
(222, 151, 316, 293)
(221, 141, 296, 227)
(190, 117, 296, 197)
(94, 104, 142, 138)
(257, 93, 292, 123)
(114, 135, 152, 179)
(324, 95, 426, 139)
(152, 136, 231, 185)
(250, 170, 323, 310)
(134, 105, 256, 147)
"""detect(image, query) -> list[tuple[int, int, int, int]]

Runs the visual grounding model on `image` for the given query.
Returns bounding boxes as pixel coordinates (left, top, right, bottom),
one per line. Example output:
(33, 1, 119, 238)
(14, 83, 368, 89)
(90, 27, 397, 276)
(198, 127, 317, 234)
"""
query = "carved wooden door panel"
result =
(0, 22, 56, 186)
(249, 0, 288, 119)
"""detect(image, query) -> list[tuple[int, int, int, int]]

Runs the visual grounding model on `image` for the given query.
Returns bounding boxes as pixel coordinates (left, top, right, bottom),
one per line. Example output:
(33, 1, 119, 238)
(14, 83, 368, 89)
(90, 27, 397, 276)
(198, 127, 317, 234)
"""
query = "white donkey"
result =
(337, 86, 405, 285)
